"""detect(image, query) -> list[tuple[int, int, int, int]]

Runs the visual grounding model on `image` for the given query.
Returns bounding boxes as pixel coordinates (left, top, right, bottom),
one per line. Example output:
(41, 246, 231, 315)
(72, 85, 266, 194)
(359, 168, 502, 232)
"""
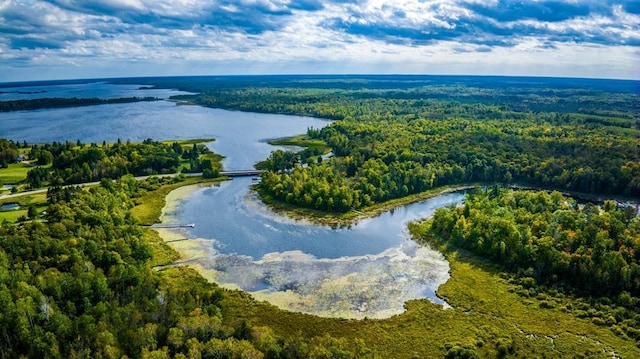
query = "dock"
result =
(152, 223, 195, 229)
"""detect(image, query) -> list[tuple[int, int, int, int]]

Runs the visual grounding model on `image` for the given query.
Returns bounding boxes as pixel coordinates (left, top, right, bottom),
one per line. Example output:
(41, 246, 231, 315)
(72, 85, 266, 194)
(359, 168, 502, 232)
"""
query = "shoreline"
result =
(154, 182, 224, 284)
(153, 180, 458, 319)
(253, 184, 477, 228)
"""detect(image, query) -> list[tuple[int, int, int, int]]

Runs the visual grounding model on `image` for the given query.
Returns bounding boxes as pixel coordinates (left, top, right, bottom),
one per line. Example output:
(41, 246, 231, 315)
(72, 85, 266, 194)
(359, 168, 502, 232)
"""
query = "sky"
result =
(1, 0, 639, 82)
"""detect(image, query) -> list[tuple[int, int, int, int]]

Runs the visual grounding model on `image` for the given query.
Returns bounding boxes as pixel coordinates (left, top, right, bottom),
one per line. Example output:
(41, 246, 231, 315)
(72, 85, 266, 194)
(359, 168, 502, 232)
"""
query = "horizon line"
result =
(2, 73, 639, 87)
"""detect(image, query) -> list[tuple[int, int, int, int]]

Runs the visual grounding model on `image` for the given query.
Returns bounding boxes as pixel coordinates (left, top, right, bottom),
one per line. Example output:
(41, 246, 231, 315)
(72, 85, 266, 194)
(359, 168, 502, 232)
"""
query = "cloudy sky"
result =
(1, 0, 639, 82)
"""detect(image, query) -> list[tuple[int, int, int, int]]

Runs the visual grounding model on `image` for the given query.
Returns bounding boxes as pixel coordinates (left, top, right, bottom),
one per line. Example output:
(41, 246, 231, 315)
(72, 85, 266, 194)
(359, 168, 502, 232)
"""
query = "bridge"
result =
(220, 169, 264, 177)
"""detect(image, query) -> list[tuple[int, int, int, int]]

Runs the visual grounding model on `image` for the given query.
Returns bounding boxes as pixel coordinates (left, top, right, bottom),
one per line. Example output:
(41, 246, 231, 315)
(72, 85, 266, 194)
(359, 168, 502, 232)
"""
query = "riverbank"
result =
(151, 181, 239, 287)
(255, 180, 640, 228)
(152, 181, 495, 271)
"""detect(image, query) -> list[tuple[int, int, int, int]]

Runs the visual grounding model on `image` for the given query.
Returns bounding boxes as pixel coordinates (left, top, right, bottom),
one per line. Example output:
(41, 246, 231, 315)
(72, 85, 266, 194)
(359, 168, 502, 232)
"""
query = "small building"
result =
(15, 154, 27, 162)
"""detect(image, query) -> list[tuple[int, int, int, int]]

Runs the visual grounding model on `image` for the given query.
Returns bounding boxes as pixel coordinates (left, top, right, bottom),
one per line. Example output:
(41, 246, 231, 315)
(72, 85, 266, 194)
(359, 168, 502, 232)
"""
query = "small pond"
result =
(1, 203, 20, 210)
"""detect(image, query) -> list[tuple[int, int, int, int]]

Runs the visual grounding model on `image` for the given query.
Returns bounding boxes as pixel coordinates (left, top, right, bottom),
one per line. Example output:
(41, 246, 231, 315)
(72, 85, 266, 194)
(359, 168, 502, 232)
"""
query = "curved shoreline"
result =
(253, 184, 477, 228)
(153, 180, 640, 320)
(154, 181, 459, 319)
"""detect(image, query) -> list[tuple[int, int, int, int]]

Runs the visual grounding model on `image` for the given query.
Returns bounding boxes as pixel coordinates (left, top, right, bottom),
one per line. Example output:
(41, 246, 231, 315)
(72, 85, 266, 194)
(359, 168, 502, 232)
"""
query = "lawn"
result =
(0, 162, 36, 184)
(0, 192, 48, 224)
(268, 134, 329, 152)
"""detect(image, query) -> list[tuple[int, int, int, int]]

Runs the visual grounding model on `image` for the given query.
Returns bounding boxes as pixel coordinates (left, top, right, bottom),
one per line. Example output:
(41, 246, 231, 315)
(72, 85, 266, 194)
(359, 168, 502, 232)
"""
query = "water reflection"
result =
(163, 177, 465, 319)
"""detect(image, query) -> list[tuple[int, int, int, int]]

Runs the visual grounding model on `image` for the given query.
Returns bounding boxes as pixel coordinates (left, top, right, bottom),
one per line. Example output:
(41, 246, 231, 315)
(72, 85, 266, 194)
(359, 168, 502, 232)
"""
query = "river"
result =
(0, 82, 464, 319)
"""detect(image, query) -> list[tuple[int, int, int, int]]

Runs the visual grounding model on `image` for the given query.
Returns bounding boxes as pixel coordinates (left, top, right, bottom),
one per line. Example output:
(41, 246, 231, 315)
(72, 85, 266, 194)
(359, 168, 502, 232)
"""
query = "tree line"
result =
(0, 139, 20, 168)
(0, 97, 158, 112)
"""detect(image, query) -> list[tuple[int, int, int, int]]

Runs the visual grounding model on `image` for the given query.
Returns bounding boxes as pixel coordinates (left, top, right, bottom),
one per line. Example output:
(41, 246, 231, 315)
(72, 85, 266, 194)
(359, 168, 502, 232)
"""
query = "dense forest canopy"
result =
(147, 76, 640, 212)
(0, 177, 367, 358)
(1, 75, 639, 357)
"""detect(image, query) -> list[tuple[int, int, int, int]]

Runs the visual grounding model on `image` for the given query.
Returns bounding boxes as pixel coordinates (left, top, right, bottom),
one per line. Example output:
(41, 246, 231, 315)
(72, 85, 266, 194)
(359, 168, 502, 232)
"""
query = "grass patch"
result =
(0, 192, 48, 224)
(162, 138, 216, 146)
(142, 228, 180, 267)
(200, 152, 223, 162)
(0, 162, 40, 184)
(268, 134, 329, 152)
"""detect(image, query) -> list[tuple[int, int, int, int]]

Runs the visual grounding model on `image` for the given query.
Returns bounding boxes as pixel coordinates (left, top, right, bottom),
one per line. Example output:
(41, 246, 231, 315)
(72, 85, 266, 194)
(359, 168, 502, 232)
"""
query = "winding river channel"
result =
(0, 82, 465, 319)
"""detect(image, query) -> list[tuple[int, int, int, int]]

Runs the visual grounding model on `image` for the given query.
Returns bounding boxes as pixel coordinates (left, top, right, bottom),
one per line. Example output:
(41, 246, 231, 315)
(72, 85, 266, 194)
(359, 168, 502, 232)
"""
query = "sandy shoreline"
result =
(155, 183, 224, 282)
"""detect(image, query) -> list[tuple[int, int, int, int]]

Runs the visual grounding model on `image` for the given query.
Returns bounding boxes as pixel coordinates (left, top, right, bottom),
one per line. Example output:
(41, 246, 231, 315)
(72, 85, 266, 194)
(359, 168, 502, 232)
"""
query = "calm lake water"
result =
(0, 82, 462, 319)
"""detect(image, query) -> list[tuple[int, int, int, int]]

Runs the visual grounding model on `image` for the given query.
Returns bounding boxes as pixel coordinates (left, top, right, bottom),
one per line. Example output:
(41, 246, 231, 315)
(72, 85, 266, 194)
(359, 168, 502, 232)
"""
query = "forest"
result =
(412, 188, 640, 341)
(1, 75, 639, 358)
(158, 76, 640, 213)
(0, 176, 366, 358)
(21, 139, 219, 189)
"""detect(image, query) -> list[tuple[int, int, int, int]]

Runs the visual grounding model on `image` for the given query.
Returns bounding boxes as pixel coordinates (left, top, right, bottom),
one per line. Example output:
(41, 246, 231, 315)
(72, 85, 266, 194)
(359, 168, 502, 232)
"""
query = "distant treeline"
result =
(0, 96, 159, 112)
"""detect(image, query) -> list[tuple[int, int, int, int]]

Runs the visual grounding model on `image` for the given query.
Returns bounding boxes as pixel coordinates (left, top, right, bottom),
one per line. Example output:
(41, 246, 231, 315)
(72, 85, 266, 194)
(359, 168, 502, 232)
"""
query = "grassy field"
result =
(0, 162, 39, 184)
(0, 192, 48, 224)
(162, 138, 216, 146)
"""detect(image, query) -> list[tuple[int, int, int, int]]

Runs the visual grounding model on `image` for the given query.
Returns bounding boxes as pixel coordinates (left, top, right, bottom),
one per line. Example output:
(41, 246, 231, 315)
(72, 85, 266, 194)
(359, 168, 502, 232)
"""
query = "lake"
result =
(0, 81, 193, 101)
(0, 82, 460, 319)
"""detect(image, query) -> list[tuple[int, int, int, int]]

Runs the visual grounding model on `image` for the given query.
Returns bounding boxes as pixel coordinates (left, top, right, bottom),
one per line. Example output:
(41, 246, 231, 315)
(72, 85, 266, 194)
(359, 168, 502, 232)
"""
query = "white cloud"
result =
(0, 0, 638, 81)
